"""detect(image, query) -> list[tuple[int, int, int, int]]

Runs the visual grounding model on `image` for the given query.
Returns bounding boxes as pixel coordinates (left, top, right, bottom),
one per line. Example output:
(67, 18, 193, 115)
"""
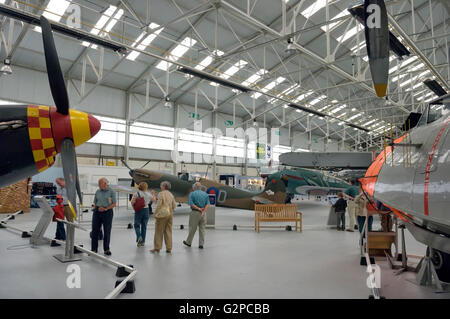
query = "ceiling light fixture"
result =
(0, 58, 12, 75)
(285, 37, 296, 54)
(164, 96, 173, 109)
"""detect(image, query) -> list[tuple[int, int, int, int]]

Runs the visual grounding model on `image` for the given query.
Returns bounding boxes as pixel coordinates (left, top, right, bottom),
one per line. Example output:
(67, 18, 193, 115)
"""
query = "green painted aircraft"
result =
(266, 168, 351, 197)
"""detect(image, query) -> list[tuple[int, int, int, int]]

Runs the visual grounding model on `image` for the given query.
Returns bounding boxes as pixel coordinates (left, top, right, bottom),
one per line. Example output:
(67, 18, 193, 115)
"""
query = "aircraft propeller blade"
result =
(121, 159, 136, 178)
(140, 160, 151, 169)
(75, 163, 83, 206)
(40, 16, 70, 115)
(364, 0, 389, 97)
(121, 159, 132, 171)
(60, 138, 78, 221)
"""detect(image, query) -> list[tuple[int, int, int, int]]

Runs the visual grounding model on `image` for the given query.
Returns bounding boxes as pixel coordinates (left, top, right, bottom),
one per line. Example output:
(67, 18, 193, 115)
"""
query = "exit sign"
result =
(224, 120, 234, 126)
(190, 113, 200, 119)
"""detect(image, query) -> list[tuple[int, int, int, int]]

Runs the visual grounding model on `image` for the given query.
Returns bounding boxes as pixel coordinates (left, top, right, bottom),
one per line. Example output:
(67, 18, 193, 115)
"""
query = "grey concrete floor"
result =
(0, 199, 448, 299)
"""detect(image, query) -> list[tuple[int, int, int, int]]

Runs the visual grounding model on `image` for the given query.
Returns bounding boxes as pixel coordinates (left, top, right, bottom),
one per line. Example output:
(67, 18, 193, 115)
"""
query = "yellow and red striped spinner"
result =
(27, 105, 57, 172)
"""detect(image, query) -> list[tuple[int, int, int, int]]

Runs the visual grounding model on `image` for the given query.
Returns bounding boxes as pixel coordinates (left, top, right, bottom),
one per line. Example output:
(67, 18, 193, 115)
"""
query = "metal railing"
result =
(1, 205, 136, 299)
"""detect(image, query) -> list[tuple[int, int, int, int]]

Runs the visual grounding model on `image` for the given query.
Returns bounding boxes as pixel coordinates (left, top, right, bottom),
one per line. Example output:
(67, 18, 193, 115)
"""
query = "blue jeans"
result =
(357, 215, 373, 236)
(55, 221, 66, 240)
(91, 209, 113, 252)
(134, 207, 150, 243)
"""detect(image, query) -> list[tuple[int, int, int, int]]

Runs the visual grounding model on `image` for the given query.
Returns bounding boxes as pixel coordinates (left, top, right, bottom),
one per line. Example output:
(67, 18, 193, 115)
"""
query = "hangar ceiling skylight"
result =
(156, 37, 197, 71)
(0, 0, 447, 152)
(81, 5, 124, 49)
(127, 23, 163, 61)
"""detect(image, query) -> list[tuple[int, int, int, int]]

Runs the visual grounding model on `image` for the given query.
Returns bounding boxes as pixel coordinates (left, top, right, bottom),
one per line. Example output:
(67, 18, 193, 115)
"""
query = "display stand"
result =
(326, 195, 338, 228)
(206, 194, 216, 229)
(1, 208, 136, 298)
(385, 224, 417, 274)
(53, 219, 87, 263)
(415, 247, 449, 292)
(326, 206, 337, 228)
(30, 196, 54, 246)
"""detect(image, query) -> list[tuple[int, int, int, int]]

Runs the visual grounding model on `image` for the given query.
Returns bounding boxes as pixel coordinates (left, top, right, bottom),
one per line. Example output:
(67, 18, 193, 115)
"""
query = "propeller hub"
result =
(50, 107, 101, 152)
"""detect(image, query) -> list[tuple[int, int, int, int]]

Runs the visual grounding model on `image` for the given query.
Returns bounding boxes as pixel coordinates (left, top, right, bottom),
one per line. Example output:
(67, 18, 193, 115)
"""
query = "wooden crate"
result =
(368, 231, 395, 256)
(0, 178, 32, 214)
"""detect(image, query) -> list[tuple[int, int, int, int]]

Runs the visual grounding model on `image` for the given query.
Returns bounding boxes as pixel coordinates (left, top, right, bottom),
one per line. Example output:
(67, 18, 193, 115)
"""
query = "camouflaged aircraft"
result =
(116, 164, 287, 210)
(265, 168, 351, 197)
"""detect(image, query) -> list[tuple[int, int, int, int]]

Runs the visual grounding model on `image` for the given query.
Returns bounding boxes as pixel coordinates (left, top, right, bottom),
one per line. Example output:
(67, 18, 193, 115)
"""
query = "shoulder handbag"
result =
(132, 191, 146, 212)
(155, 192, 171, 218)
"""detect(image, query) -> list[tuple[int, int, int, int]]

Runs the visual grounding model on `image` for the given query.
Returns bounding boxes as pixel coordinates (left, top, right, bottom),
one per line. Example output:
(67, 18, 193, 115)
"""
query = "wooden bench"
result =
(254, 204, 303, 233)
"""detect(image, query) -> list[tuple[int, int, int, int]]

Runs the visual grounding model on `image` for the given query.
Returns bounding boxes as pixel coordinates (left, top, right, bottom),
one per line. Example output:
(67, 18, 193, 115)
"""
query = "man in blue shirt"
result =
(183, 182, 210, 249)
(91, 178, 116, 256)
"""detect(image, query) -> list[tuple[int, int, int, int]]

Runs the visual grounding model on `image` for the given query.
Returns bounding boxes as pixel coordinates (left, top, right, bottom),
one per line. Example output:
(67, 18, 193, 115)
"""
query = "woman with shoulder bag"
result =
(131, 182, 152, 247)
(151, 181, 177, 254)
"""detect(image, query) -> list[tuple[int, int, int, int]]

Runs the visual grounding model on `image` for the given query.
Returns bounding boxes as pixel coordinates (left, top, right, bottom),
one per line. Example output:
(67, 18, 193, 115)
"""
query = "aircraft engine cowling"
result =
(260, 178, 286, 204)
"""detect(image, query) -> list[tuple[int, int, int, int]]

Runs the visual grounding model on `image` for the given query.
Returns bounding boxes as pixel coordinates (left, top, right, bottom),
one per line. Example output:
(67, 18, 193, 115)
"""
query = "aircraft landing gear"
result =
(415, 247, 450, 292)
(427, 248, 450, 284)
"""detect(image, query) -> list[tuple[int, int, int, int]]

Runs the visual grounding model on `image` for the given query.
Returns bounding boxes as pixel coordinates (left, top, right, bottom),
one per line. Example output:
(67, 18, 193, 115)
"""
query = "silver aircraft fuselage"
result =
(361, 104, 450, 235)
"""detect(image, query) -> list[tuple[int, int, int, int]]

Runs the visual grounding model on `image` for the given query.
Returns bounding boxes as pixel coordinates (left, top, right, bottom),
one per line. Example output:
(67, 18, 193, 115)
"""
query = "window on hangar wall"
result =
(178, 129, 213, 155)
(216, 136, 245, 158)
(130, 122, 174, 151)
(87, 115, 126, 146)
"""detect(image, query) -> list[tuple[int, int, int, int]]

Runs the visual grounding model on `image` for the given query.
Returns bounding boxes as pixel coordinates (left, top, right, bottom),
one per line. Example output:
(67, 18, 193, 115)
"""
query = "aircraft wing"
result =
(279, 152, 372, 169)
(295, 185, 347, 196)
(109, 184, 139, 194)
(174, 194, 189, 204)
(251, 196, 275, 204)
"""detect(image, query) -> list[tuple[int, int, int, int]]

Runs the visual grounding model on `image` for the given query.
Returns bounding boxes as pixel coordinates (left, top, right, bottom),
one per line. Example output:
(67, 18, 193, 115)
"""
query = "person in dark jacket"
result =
(333, 192, 347, 231)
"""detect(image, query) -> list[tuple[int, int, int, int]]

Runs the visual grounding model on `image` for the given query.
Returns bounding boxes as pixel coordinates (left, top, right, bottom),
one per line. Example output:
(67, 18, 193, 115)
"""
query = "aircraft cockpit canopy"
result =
(417, 99, 449, 127)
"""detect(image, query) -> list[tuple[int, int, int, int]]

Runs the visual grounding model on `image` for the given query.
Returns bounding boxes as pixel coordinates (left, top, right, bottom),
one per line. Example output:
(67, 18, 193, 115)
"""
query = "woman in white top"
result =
(131, 182, 152, 247)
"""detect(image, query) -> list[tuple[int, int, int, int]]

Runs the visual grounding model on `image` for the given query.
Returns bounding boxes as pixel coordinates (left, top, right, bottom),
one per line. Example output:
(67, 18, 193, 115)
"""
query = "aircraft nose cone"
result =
(88, 114, 101, 138)
(374, 84, 387, 98)
(50, 107, 101, 152)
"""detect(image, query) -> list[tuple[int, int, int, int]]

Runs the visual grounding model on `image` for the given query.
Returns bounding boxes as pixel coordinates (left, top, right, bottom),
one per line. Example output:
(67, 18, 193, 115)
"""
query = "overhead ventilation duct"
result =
(288, 103, 326, 117)
(0, 3, 126, 53)
(177, 66, 250, 93)
(423, 79, 447, 97)
(346, 123, 369, 132)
